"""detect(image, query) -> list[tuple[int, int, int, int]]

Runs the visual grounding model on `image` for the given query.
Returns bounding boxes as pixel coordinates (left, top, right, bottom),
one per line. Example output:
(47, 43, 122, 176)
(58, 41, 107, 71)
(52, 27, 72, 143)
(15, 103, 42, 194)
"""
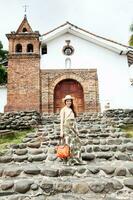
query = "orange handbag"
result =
(56, 139, 70, 159)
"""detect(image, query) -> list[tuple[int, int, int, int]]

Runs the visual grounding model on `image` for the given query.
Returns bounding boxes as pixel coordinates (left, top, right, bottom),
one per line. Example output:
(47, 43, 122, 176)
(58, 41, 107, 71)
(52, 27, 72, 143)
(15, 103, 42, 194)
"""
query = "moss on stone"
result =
(0, 128, 35, 153)
(122, 125, 133, 138)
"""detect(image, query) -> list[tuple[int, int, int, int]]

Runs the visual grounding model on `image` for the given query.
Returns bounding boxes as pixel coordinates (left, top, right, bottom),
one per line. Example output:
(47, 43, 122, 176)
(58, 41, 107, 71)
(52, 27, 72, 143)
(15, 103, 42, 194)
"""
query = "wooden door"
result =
(54, 79, 84, 113)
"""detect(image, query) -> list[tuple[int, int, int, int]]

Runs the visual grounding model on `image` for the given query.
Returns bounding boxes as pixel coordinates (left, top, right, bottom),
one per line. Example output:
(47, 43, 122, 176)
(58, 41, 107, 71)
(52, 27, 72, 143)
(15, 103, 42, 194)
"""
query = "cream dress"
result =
(60, 106, 83, 165)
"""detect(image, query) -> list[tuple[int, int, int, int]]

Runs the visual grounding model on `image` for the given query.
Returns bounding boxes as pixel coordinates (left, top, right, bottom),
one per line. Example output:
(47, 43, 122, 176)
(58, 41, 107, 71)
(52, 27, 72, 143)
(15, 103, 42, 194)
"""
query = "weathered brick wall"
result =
(40, 69, 101, 113)
(9, 36, 40, 55)
(5, 28, 41, 113)
(5, 55, 40, 112)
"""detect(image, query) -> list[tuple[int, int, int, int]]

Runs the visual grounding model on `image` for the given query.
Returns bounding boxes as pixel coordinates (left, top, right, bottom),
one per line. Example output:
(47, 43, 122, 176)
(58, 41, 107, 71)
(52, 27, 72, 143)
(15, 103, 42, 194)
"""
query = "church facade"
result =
(4, 16, 133, 114)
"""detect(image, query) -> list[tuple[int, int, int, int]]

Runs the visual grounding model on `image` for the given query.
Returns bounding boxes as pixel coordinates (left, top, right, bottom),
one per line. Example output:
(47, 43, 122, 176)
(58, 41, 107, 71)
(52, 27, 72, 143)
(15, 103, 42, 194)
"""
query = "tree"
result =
(0, 41, 8, 61)
(0, 41, 8, 84)
(0, 66, 7, 84)
(129, 23, 133, 46)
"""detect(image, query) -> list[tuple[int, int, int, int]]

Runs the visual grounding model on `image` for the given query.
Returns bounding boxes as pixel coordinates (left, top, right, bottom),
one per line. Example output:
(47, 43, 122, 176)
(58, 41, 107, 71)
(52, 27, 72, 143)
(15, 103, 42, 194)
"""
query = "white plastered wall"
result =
(41, 33, 133, 111)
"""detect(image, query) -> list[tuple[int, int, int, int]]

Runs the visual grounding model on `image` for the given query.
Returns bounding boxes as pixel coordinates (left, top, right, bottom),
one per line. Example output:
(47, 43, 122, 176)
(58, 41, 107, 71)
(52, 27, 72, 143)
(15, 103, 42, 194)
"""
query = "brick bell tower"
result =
(5, 15, 41, 112)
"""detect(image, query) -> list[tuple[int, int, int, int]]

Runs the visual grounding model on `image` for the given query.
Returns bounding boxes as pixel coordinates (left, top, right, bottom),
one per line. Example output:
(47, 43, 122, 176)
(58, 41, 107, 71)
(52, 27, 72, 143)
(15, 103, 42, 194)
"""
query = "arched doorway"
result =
(54, 79, 84, 113)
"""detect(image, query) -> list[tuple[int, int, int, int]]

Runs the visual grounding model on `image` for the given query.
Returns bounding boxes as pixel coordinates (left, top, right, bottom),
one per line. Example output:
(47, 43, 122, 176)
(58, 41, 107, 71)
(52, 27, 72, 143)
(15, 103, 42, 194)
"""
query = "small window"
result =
(27, 44, 33, 53)
(15, 44, 22, 53)
(22, 27, 28, 32)
(63, 46, 74, 56)
(42, 44, 47, 55)
(65, 58, 71, 68)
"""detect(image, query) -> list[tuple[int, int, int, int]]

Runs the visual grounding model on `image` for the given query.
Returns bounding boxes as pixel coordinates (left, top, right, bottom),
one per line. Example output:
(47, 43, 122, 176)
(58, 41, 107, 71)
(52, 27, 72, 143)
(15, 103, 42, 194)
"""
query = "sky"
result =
(0, 0, 133, 50)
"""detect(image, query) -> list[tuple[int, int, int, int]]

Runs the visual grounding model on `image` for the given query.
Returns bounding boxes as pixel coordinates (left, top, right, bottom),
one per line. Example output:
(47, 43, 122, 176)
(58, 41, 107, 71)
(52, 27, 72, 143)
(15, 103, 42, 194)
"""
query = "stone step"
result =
(23, 133, 133, 145)
(0, 193, 122, 200)
(0, 174, 133, 199)
(0, 131, 131, 164)
(83, 144, 133, 153)
(9, 143, 133, 154)
(0, 161, 133, 178)
(0, 149, 132, 164)
(0, 113, 132, 199)
(39, 125, 123, 130)
(39, 124, 122, 131)
(37, 131, 126, 138)
(11, 134, 131, 150)
(7, 140, 133, 151)
(5, 142, 133, 161)
(0, 129, 14, 137)
(41, 116, 118, 121)
(40, 119, 109, 123)
(38, 131, 125, 138)
(41, 119, 111, 123)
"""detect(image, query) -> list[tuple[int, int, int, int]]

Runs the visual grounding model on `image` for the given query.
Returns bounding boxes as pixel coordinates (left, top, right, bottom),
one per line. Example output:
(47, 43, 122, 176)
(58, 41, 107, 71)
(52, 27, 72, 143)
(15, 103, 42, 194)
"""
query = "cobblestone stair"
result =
(0, 113, 133, 200)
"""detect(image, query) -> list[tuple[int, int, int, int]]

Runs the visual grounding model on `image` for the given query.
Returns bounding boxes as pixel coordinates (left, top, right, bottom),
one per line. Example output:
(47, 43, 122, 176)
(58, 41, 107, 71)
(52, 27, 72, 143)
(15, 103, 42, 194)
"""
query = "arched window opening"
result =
(15, 44, 22, 53)
(42, 44, 47, 55)
(65, 58, 71, 69)
(22, 27, 28, 32)
(27, 44, 33, 53)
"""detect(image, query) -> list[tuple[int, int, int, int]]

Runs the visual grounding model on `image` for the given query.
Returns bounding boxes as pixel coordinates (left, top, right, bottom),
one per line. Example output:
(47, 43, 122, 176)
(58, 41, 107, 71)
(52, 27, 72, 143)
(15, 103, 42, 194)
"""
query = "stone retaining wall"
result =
(41, 109, 133, 128)
(0, 111, 40, 130)
(0, 109, 133, 130)
(103, 109, 133, 125)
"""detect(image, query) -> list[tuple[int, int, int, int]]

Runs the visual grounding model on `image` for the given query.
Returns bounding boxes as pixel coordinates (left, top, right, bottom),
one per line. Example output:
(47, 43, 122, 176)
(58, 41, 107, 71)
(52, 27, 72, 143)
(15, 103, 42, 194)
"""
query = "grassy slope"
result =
(121, 125, 133, 138)
(0, 128, 35, 154)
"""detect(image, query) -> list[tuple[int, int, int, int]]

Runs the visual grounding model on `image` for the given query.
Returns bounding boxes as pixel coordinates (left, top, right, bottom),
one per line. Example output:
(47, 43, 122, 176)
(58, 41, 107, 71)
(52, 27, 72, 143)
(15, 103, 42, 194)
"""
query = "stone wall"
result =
(41, 109, 133, 128)
(0, 111, 40, 130)
(103, 109, 133, 127)
(0, 109, 132, 130)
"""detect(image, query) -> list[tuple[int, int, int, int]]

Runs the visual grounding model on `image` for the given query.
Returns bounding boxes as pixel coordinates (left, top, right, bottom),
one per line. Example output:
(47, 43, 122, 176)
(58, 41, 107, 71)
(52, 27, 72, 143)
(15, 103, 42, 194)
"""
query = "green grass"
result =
(121, 125, 133, 138)
(0, 128, 35, 154)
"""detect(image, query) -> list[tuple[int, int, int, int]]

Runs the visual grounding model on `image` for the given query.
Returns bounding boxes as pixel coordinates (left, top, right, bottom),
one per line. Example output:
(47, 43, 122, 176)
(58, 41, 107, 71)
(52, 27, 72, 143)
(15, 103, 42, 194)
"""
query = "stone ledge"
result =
(0, 111, 41, 130)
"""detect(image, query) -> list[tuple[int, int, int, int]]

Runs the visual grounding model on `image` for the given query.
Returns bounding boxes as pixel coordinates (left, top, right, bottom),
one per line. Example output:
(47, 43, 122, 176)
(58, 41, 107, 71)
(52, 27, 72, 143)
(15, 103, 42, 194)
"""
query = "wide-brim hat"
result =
(62, 95, 74, 102)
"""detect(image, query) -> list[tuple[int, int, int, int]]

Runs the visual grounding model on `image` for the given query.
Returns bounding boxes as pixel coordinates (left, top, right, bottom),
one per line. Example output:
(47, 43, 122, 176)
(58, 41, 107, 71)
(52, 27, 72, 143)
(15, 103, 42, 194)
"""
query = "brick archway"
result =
(41, 69, 100, 113)
(54, 79, 84, 113)
(50, 73, 85, 92)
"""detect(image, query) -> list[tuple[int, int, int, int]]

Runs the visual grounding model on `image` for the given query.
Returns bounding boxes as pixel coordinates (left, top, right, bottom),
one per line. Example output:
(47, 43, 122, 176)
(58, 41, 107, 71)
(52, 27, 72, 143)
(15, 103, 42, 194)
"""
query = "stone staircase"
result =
(0, 112, 133, 200)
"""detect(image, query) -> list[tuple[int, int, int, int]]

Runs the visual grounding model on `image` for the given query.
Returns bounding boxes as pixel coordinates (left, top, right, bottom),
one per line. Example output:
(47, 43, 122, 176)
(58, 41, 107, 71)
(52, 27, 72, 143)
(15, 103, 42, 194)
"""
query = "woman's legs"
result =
(63, 119, 84, 165)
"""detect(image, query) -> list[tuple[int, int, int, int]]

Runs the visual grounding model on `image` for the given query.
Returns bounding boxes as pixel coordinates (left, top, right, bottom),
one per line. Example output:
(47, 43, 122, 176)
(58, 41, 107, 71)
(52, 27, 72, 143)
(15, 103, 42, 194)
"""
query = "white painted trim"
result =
(41, 23, 128, 54)
(69, 29, 126, 54)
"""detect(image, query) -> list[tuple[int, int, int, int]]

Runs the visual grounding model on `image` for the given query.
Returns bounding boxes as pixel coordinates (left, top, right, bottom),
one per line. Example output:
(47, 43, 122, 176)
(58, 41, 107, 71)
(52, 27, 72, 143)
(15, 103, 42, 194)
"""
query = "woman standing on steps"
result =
(60, 94, 84, 165)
